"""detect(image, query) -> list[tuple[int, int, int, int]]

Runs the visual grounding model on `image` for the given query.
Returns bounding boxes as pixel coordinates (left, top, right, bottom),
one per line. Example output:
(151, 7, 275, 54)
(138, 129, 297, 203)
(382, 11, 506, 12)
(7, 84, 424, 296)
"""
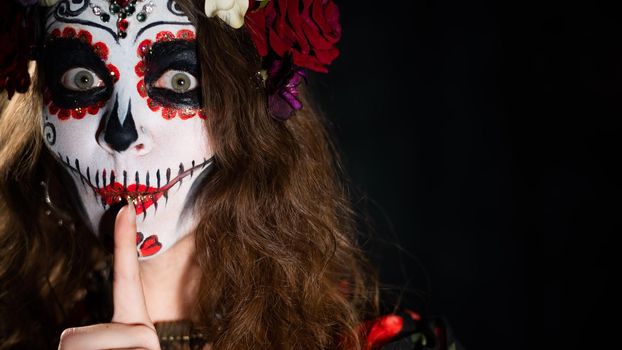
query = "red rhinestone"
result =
(137, 80, 147, 98)
(134, 61, 145, 77)
(162, 108, 177, 120)
(77, 30, 92, 44)
(49, 104, 59, 115)
(179, 109, 196, 120)
(62, 27, 76, 38)
(58, 109, 71, 120)
(107, 64, 120, 83)
(118, 19, 129, 31)
(116, 0, 130, 7)
(92, 42, 109, 61)
(147, 99, 160, 112)
(87, 105, 100, 115)
(72, 108, 86, 120)
(137, 39, 152, 57)
(177, 29, 195, 40)
(156, 31, 175, 42)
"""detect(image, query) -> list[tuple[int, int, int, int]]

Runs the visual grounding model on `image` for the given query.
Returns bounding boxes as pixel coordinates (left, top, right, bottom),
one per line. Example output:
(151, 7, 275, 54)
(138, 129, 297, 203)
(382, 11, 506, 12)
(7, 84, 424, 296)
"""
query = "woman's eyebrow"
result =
(46, 19, 119, 42)
(149, 40, 196, 56)
(42, 37, 114, 87)
(44, 38, 99, 64)
(133, 21, 193, 43)
(144, 40, 199, 81)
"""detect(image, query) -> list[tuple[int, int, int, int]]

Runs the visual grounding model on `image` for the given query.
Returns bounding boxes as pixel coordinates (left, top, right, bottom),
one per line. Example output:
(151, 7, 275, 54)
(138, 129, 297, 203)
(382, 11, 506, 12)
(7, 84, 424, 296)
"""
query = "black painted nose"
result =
(104, 98, 138, 152)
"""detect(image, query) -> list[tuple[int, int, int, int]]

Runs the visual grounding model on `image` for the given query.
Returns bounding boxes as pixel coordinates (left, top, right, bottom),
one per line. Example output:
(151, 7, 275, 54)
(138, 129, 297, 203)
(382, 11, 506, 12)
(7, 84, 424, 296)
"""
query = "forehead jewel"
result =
(47, 1, 183, 39)
(89, 1, 196, 38)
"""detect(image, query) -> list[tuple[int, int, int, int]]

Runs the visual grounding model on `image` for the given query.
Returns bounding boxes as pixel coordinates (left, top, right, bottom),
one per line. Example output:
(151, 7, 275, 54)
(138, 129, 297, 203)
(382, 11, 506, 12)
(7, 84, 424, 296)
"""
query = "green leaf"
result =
(256, 0, 271, 11)
(410, 333, 423, 344)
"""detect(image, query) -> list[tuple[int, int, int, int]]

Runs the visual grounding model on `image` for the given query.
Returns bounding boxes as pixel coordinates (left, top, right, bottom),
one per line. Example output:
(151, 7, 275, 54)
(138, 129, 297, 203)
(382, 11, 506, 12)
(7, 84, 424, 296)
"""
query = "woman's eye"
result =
(60, 68, 105, 91)
(154, 70, 198, 93)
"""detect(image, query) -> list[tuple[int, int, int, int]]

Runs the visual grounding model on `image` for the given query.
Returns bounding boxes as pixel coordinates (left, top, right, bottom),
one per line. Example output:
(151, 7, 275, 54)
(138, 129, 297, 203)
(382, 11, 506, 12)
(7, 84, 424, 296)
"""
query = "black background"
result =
(310, 1, 620, 349)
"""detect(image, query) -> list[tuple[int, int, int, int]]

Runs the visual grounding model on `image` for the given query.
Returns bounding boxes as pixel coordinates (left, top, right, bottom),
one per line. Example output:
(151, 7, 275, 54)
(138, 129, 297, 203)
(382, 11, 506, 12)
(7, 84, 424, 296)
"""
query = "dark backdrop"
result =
(310, 1, 620, 349)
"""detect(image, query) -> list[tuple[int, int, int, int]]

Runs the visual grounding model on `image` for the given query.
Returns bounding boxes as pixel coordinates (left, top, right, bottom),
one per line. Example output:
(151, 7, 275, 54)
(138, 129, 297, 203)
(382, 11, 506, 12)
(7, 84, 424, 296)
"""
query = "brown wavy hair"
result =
(0, 0, 379, 349)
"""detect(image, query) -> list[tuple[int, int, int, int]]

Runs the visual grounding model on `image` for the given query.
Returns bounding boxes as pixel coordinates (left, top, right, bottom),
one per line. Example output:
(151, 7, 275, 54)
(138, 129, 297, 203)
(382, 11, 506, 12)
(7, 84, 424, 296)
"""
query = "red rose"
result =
(0, 1, 35, 99)
(246, 0, 342, 73)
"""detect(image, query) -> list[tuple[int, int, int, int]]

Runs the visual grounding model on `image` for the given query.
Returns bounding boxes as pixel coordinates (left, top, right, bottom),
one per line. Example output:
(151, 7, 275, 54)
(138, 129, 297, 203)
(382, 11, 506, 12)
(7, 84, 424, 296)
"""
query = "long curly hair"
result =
(0, 0, 379, 348)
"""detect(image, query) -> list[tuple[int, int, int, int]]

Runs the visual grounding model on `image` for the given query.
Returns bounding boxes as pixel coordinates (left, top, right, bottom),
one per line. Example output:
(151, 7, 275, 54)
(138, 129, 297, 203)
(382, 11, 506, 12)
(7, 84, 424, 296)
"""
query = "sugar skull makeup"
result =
(41, 0, 214, 259)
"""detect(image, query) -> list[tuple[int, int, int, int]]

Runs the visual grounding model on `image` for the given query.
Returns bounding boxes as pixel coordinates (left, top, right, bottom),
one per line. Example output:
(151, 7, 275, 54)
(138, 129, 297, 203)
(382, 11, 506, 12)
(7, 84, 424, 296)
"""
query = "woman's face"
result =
(41, 0, 213, 258)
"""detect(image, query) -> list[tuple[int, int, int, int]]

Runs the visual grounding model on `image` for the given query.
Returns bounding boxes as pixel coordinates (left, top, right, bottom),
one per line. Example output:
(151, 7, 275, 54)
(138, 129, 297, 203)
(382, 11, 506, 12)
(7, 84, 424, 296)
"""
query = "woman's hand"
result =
(58, 202, 161, 350)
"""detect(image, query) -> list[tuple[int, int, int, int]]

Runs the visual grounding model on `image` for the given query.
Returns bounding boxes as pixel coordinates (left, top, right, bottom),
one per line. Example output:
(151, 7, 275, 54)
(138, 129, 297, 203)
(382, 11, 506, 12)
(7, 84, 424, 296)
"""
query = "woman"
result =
(0, 0, 462, 349)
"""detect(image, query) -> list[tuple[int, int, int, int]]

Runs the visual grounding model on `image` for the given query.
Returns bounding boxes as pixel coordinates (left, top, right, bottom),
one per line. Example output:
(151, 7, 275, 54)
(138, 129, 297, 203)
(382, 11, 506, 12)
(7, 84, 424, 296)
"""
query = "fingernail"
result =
(127, 200, 136, 222)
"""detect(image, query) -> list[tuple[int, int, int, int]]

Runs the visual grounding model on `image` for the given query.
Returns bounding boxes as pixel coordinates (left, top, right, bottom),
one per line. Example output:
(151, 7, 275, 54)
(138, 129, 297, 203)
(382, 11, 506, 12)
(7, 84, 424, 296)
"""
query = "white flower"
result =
(204, 0, 249, 29)
(39, 0, 59, 6)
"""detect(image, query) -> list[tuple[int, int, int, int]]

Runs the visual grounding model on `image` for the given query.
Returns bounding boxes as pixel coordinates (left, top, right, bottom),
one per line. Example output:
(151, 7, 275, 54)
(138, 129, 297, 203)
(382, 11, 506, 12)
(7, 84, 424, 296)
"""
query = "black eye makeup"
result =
(144, 40, 201, 108)
(40, 38, 114, 109)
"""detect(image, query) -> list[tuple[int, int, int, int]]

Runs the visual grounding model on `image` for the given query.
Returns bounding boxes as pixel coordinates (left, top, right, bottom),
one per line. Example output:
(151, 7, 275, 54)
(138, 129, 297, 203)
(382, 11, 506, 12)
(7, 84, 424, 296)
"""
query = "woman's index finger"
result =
(111, 202, 153, 327)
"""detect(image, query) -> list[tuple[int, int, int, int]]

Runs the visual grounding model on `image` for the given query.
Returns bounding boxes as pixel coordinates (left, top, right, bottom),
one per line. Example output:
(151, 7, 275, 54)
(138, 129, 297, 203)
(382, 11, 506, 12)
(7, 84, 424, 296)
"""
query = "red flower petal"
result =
(312, 46, 340, 66)
(247, 0, 341, 73)
(323, 1, 342, 42)
(365, 315, 404, 349)
(287, 0, 310, 54)
(245, 8, 269, 56)
(312, 0, 341, 43)
(292, 50, 327, 73)
(269, 28, 291, 57)
(404, 309, 422, 322)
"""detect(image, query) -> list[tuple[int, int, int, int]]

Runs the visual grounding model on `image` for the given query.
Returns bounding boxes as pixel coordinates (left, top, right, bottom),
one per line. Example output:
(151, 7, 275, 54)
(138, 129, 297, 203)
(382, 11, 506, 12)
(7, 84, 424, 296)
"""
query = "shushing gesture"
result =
(58, 203, 161, 350)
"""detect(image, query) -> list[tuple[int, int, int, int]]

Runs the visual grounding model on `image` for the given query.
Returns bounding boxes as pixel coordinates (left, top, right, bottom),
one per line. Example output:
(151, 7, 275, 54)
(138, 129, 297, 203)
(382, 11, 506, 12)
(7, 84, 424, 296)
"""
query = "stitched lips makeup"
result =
(41, 0, 214, 259)
(59, 154, 213, 217)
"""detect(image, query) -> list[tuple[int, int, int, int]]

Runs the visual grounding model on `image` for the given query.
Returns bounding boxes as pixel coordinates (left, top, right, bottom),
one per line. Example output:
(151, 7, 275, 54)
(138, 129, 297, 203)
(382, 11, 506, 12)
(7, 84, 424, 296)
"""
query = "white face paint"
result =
(41, 0, 213, 259)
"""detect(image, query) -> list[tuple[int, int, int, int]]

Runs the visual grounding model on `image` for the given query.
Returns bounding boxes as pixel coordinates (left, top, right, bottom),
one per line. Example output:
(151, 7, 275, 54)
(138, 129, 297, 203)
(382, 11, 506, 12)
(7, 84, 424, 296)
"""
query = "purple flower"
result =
(266, 58, 308, 121)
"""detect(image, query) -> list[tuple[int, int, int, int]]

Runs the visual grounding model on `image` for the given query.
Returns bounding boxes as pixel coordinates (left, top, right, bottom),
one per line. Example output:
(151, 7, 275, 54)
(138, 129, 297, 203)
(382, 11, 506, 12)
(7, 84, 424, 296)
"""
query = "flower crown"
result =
(0, 0, 342, 121)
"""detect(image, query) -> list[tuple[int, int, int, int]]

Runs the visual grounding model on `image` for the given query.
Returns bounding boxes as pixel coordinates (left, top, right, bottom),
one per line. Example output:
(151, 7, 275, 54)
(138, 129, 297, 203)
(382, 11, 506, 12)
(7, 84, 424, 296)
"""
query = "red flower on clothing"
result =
(363, 314, 404, 350)
(246, 0, 342, 73)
